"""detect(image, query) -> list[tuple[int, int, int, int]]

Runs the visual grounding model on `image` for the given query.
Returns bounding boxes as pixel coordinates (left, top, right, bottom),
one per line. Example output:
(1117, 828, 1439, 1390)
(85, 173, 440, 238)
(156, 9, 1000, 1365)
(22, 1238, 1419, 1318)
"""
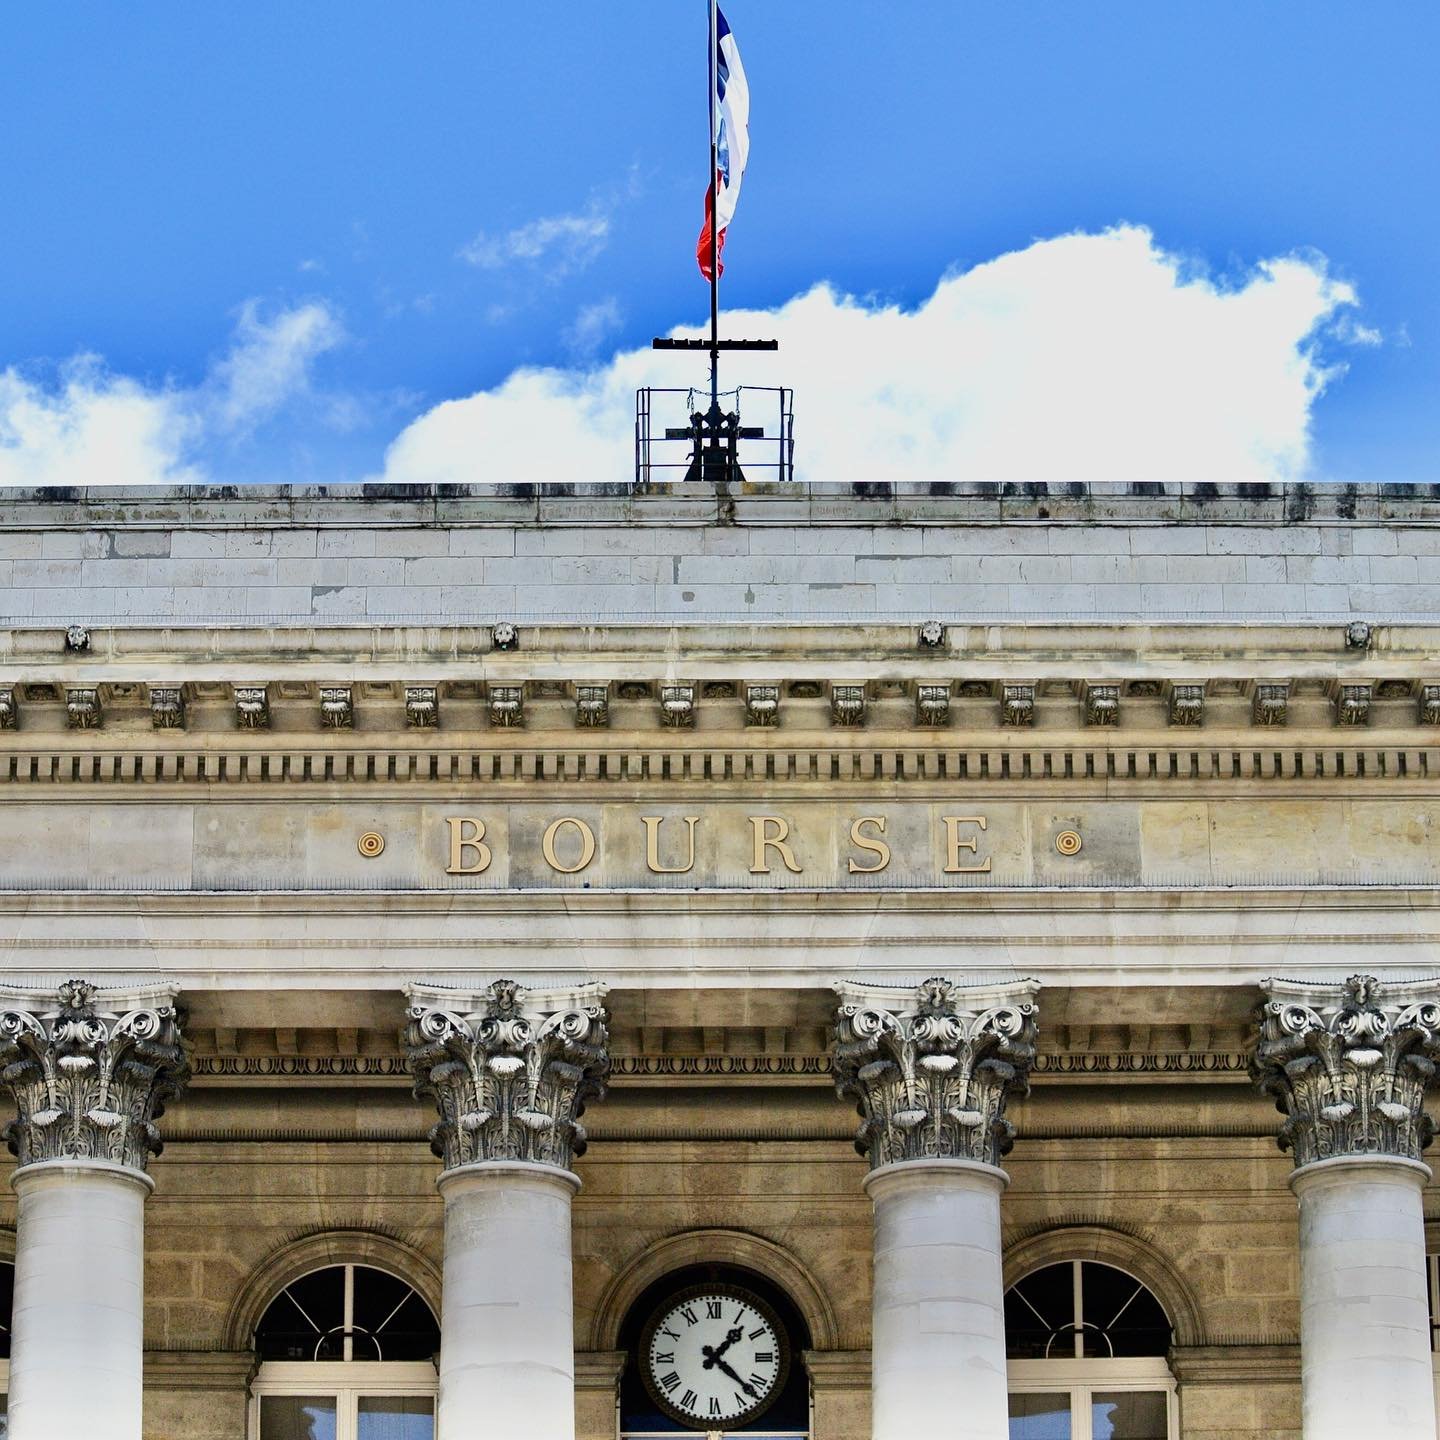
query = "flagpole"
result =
(708, 0, 720, 415)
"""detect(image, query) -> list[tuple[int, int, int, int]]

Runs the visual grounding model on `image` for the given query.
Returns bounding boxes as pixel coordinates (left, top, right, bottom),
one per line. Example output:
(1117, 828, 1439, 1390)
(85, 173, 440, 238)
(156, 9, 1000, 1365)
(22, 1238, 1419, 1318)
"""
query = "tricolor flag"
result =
(697, 6, 750, 282)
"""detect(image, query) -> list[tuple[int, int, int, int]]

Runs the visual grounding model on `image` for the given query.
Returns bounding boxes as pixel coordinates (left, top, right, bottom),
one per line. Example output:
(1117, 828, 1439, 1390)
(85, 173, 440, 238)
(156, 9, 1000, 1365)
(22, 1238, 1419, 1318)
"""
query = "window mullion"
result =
(344, 1265, 356, 1364)
(1074, 1384, 1092, 1440)
(1073, 1261, 1085, 1360)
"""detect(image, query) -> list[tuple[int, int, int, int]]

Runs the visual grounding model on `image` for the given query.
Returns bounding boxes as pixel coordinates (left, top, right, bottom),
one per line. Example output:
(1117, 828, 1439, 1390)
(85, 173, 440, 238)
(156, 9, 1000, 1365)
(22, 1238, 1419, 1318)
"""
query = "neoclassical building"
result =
(2, 481, 1440, 1440)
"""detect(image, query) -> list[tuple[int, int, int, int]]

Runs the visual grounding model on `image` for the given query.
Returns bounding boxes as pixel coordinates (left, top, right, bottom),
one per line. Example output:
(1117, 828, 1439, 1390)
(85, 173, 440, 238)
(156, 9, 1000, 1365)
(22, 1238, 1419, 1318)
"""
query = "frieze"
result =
(6, 790, 1440, 892)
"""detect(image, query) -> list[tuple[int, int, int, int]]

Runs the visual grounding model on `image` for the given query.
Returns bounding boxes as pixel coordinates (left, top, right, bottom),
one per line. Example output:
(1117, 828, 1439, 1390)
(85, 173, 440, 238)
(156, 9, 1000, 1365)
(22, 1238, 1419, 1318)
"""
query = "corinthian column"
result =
(1255, 974, 1440, 1440)
(405, 979, 609, 1440)
(0, 979, 189, 1440)
(833, 976, 1040, 1440)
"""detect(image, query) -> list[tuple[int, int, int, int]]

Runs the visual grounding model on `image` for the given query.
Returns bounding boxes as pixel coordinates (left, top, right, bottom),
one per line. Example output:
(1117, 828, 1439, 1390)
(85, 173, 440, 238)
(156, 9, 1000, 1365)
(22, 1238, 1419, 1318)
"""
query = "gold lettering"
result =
(542, 816, 597, 874)
(445, 817, 492, 875)
(749, 815, 802, 874)
(848, 815, 892, 874)
(642, 815, 699, 874)
(942, 815, 992, 874)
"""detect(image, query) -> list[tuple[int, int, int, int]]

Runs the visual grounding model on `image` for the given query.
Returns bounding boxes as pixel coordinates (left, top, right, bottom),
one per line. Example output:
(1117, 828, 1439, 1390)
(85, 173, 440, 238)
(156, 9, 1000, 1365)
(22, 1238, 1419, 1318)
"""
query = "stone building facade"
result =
(2, 481, 1440, 1440)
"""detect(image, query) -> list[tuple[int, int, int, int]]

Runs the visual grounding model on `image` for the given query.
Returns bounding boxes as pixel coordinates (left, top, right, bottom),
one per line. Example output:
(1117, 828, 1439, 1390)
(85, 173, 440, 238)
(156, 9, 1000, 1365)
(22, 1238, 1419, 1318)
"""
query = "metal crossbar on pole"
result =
(709, 0, 721, 413)
(642, 1, 788, 483)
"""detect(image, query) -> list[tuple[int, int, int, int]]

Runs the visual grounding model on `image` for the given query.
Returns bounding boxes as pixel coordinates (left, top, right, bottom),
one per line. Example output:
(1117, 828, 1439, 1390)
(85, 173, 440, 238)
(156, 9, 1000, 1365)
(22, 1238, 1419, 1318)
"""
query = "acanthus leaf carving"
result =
(1253, 973, 1440, 1168)
(832, 976, 1039, 1170)
(0, 978, 190, 1172)
(404, 978, 609, 1174)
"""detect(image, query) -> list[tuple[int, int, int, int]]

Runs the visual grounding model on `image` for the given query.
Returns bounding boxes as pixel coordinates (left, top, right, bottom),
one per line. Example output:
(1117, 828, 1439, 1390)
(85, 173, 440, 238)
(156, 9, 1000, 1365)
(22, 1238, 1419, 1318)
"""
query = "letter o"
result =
(542, 816, 597, 874)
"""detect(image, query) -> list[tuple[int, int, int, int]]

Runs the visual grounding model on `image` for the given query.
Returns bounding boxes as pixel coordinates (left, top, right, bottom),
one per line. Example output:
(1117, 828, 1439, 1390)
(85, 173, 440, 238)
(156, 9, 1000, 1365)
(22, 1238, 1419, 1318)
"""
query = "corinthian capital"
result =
(404, 979, 610, 1174)
(833, 976, 1040, 1170)
(0, 978, 189, 1174)
(1254, 973, 1440, 1169)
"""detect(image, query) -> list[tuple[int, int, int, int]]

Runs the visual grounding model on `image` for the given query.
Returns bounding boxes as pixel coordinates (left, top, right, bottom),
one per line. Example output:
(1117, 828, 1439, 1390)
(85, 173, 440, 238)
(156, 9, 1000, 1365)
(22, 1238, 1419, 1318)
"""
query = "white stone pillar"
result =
(866, 1158, 1010, 1438)
(0, 980, 188, 1440)
(1291, 1156, 1433, 1440)
(834, 976, 1040, 1440)
(437, 1161, 581, 1438)
(405, 979, 610, 1440)
(1256, 974, 1440, 1440)
(8, 1161, 152, 1440)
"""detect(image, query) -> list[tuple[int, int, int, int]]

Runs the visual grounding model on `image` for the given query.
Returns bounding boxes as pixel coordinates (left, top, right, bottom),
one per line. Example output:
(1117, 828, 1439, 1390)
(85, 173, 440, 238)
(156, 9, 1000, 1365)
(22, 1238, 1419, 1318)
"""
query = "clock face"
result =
(640, 1283, 790, 1429)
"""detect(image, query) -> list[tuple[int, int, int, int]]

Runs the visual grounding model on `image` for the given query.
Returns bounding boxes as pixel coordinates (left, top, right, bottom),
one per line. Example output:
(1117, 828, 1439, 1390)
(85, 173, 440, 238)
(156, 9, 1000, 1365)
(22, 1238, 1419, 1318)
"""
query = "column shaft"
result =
(866, 1159, 1009, 1440)
(1292, 1156, 1437, 1440)
(437, 1161, 580, 1440)
(7, 1161, 152, 1440)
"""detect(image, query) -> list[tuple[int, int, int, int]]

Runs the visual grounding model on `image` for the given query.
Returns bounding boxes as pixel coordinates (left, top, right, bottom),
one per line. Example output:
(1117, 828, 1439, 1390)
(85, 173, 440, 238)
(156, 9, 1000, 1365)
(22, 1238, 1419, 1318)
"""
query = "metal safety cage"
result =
(636, 386, 795, 486)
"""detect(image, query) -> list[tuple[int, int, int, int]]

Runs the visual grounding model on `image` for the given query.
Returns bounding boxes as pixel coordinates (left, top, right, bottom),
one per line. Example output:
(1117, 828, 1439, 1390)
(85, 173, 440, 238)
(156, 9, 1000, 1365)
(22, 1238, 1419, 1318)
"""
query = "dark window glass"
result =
(259, 1396, 337, 1440)
(1082, 1265, 1171, 1359)
(364, 1289, 442, 1363)
(1004, 1263, 1075, 1360)
(1008, 1392, 1072, 1438)
(1091, 1391, 1168, 1439)
(357, 1396, 434, 1440)
(256, 1265, 438, 1363)
(1004, 1261, 1171, 1360)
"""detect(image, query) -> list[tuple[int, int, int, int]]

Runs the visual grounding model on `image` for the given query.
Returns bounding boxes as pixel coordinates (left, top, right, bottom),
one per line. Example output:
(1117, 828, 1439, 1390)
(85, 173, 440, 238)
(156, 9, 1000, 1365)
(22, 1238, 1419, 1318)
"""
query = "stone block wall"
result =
(3, 481, 1440, 625)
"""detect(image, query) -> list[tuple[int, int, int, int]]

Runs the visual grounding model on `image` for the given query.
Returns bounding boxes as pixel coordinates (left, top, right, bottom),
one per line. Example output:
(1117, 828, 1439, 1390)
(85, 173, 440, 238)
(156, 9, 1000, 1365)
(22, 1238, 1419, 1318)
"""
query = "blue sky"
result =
(1, 2, 1436, 485)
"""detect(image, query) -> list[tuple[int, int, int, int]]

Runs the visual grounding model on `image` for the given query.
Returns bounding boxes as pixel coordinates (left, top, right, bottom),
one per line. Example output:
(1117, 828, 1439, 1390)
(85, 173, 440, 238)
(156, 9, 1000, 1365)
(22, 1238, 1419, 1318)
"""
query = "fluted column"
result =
(1254, 973, 1440, 1440)
(833, 976, 1039, 1440)
(0, 979, 189, 1440)
(405, 979, 609, 1440)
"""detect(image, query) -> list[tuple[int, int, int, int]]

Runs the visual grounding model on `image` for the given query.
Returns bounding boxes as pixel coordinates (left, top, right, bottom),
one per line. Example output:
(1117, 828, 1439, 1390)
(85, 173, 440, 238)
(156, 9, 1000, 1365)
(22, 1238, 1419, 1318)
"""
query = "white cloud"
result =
(206, 300, 344, 434)
(0, 300, 343, 487)
(459, 208, 611, 276)
(564, 298, 624, 360)
(0, 357, 199, 488)
(379, 225, 1369, 486)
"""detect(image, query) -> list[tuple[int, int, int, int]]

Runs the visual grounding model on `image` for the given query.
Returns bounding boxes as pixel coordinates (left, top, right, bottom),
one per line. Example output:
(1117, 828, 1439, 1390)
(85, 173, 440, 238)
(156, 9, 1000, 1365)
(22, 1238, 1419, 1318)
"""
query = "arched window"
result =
(250, 1264, 439, 1440)
(1005, 1261, 1177, 1440)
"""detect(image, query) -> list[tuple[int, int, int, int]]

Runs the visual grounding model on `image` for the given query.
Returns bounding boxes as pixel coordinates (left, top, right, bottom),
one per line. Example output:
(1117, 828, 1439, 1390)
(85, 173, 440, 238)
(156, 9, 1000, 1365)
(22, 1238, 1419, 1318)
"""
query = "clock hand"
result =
(709, 1354, 758, 1398)
(700, 1327, 744, 1367)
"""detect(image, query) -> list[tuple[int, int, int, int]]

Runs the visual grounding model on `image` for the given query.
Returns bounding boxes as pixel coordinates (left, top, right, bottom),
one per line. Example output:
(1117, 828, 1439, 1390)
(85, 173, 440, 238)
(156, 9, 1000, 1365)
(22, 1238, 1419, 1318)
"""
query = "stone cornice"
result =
(1167, 1343, 1301, 1385)
(5, 620, 1439, 742)
(143, 1350, 257, 1390)
(801, 1349, 872, 1389)
(2, 478, 1438, 524)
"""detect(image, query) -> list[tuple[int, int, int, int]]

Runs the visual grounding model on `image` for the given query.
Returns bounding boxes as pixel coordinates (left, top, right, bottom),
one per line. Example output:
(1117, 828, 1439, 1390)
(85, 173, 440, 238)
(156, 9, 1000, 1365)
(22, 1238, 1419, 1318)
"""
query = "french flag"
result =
(697, 6, 750, 282)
